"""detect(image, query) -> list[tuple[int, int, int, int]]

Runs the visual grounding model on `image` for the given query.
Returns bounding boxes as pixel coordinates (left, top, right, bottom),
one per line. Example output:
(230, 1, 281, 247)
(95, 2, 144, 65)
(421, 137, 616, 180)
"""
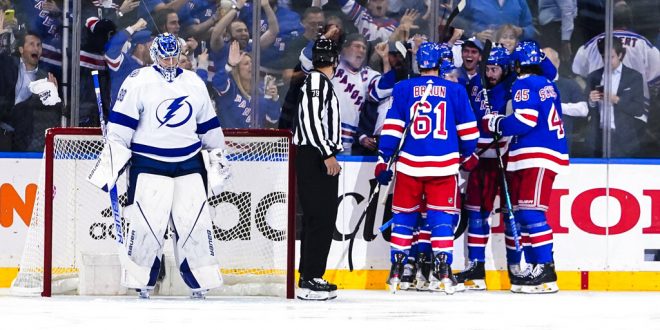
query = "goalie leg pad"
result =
(170, 173, 223, 291)
(121, 173, 174, 289)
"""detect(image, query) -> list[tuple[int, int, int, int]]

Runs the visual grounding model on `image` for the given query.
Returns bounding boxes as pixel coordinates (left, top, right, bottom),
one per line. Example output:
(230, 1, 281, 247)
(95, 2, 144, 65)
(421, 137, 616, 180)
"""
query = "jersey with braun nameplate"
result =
(499, 74, 569, 174)
(380, 76, 479, 178)
(467, 77, 512, 159)
(107, 66, 225, 163)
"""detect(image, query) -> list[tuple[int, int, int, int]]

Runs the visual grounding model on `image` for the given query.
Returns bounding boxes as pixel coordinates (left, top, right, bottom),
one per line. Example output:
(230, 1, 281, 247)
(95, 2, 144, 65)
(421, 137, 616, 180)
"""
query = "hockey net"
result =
(10, 127, 295, 298)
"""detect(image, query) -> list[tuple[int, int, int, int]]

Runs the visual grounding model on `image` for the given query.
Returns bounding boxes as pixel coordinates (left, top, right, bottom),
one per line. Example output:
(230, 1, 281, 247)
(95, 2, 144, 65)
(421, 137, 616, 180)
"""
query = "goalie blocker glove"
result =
(205, 148, 231, 194)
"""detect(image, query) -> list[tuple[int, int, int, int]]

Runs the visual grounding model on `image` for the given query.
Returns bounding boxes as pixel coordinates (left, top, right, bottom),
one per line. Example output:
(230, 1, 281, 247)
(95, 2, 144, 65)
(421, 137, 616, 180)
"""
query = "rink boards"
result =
(0, 154, 659, 291)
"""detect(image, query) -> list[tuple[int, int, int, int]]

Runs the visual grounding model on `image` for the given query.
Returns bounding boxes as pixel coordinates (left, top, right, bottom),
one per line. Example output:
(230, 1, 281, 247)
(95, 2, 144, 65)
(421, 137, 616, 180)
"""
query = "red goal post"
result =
(12, 127, 296, 298)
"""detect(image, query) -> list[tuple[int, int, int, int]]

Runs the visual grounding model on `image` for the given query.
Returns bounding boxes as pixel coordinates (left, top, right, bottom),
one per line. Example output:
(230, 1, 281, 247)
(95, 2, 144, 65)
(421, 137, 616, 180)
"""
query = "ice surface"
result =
(1, 290, 658, 329)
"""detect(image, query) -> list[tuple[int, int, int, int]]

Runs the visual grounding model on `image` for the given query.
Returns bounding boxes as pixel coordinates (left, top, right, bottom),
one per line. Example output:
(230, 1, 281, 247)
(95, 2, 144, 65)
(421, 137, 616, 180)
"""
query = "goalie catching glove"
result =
(206, 148, 231, 194)
(87, 140, 132, 191)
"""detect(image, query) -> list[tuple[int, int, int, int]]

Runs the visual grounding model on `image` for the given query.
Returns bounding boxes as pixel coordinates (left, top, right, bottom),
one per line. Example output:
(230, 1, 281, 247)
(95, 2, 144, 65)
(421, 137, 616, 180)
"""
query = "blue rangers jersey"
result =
(499, 74, 569, 173)
(467, 76, 512, 158)
(380, 76, 479, 177)
(107, 66, 224, 163)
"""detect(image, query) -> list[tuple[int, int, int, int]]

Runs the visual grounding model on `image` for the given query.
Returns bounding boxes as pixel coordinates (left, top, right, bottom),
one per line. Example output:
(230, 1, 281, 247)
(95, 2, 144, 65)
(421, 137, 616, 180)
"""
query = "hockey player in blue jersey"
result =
(88, 33, 228, 299)
(456, 44, 527, 290)
(483, 40, 569, 294)
(376, 42, 479, 294)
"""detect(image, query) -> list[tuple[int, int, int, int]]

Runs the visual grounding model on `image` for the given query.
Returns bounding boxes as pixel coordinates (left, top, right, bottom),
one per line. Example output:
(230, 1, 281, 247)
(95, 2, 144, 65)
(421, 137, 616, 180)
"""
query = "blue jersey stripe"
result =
(108, 111, 139, 130)
(132, 141, 201, 157)
(196, 117, 221, 134)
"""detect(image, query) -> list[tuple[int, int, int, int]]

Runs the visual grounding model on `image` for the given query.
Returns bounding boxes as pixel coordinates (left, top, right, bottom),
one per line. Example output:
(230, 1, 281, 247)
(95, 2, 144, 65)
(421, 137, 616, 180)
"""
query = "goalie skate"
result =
(454, 260, 486, 291)
(519, 263, 559, 294)
(387, 253, 406, 293)
(428, 254, 458, 295)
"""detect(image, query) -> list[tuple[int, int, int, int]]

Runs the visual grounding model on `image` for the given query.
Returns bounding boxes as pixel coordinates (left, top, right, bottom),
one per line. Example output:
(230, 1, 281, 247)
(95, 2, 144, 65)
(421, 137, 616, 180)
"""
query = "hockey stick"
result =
(91, 71, 153, 283)
(347, 80, 435, 271)
(477, 41, 521, 252)
(376, 134, 502, 233)
(439, 0, 467, 42)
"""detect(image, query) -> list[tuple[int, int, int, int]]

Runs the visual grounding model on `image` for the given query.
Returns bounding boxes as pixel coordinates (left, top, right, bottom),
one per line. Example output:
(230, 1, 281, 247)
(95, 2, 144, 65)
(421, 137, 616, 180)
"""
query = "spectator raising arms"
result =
(212, 40, 280, 128)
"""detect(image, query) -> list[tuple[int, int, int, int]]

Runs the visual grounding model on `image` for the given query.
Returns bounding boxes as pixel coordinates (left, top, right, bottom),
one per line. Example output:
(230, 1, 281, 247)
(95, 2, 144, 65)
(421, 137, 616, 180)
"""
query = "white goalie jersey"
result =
(107, 66, 225, 163)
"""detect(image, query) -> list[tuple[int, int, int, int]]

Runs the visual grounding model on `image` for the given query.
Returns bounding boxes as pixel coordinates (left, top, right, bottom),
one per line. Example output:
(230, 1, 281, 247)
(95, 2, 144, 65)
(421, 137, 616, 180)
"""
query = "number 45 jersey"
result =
(499, 74, 569, 174)
(380, 76, 479, 177)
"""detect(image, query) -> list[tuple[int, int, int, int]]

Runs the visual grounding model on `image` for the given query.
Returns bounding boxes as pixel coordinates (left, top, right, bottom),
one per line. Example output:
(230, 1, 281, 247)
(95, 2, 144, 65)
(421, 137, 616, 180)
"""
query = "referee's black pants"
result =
(296, 145, 339, 280)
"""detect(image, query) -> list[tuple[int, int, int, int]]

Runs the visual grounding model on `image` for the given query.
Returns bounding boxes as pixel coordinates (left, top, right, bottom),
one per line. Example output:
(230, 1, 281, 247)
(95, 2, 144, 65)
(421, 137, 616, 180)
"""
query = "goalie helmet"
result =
(487, 43, 511, 72)
(416, 42, 441, 69)
(150, 33, 181, 82)
(512, 40, 542, 67)
(312, 37, 339, 68)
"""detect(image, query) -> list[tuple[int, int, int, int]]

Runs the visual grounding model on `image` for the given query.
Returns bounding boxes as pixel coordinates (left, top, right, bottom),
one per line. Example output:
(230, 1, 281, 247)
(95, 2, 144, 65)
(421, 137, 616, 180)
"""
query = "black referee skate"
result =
(518, 262, 559, 294)
(414, 253, 432, 291)
(399, 258, 417, 291)
(454, 260, 486, 291)
(508, 264, 532, 293)
(429, 253, 458, 295)
(297, 278, 338, 300)
(386, 253, 406, 293)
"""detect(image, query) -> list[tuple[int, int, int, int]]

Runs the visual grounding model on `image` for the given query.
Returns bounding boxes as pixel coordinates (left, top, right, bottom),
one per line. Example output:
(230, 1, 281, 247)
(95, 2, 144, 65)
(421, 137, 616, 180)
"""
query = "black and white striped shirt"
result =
(294, 70, 343, 158)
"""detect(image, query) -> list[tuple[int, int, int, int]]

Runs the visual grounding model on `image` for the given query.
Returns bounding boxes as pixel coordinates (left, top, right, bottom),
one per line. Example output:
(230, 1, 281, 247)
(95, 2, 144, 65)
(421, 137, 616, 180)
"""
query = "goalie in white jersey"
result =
(88, 33, 228, 299)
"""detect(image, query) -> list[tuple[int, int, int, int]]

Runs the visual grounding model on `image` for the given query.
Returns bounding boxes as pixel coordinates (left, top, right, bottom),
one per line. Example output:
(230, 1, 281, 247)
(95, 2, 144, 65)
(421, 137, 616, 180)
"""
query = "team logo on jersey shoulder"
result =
(129, 69, 140, 78)
(156, 96, 193, 128)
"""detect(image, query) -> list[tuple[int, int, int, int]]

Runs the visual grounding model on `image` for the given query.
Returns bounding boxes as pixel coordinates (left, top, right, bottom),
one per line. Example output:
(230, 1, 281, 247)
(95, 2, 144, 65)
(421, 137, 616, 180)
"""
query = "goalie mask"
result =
(150, 33, 182, 82)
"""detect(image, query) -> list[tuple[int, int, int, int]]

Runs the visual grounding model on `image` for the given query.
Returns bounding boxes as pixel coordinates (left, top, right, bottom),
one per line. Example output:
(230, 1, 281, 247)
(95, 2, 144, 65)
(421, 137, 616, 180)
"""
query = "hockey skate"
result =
(386, 253, 406, 293)
(454, 260, 486, 291)
(429, 254, 458, 295)
(519, 263, 559, 294)
(508, 264, 533, 293)
(414, 253, 431, 291)
(191, 289, 209, 299)
(399, 258, 417, 291)
(297, 278, 338, 301)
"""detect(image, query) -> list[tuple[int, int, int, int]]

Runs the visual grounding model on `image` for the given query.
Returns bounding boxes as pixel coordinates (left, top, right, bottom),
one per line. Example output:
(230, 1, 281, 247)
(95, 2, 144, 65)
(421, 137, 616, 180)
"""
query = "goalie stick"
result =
(347, 81, 434, 271)
(91, 71, 154, 284)
(477, 41, 521, 252)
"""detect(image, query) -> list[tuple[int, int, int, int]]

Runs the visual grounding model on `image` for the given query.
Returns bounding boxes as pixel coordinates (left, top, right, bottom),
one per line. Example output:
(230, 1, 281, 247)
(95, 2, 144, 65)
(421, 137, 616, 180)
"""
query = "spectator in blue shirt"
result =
(454, 0, 535, 40)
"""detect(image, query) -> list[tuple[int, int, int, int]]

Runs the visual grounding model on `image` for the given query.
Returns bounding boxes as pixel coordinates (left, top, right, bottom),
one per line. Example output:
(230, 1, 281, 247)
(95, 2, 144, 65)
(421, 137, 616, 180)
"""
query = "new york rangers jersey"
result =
(301, 46, 395, 150)
(380, 76, 479, 177)
(499, 74, 569, 173)
(107, 66, 224, 163)
(338, 0, 398, 42)
(467, 78, 512, 158)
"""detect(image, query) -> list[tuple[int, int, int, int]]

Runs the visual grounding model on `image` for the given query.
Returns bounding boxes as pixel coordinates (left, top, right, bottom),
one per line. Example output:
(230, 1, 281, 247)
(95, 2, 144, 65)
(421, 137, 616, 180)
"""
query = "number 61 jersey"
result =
(380, 76, 479, 177)
(499, 74, 569, 173)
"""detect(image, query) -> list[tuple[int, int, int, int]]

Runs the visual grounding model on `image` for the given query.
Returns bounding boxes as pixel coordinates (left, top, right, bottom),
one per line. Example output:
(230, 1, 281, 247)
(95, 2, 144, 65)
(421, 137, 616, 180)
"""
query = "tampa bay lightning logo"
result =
(156, 96, 193, 128)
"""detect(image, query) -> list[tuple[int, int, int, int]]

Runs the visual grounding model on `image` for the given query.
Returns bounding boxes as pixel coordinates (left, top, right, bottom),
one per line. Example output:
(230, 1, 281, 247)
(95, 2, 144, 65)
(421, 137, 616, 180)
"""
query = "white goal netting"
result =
(10, 128, 294, 297)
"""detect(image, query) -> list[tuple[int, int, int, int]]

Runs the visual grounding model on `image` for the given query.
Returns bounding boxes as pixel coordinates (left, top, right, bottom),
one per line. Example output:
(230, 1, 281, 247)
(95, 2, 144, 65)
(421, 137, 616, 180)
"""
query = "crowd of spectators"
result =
(0, 0, 658, 157)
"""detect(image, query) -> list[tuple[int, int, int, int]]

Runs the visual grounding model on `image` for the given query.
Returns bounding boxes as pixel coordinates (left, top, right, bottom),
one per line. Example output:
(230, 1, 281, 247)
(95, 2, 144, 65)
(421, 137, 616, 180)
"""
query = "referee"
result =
(293, 36, 342, 301)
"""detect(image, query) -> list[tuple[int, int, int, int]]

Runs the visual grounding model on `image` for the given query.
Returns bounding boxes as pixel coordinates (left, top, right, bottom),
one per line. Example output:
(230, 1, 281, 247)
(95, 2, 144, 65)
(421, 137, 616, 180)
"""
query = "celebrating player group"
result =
(376, 39, 568, 295)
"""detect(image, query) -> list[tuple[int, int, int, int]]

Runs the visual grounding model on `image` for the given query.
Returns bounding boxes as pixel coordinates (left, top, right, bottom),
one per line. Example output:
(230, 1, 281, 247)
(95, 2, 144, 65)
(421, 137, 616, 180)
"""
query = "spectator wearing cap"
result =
(104, 18, 153, 107)
(456, 37, 483, 88)
(453, 0, 535, 40)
